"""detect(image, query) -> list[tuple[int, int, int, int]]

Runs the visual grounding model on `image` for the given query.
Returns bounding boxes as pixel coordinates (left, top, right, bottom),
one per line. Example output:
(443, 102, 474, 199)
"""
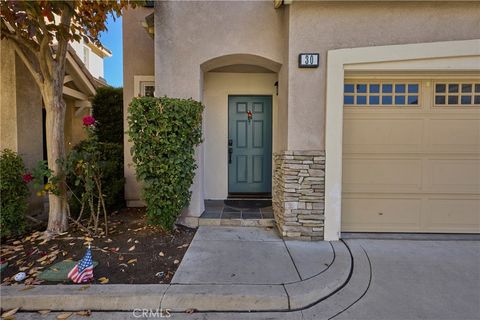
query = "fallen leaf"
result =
(98, 277, 109, 284)
(78, 285, 90, 291)
(76, 310, 91, 316)
(1, 307, 19, 318)
(177, 244, 189, 249)
(38, 310, 51, 315)
(127, 258, 137, 264)
(128, 245, 135, 251)
(174, 259, 180, 264)
(134, 240, 139, 244)
(57, 312, 73, 319)
(105, 238, 113, 243)
(127, 238, 132, 243)
(84, 237, 94, 242)
(118, 256, 124, 261)
(159, 252, 165, 257)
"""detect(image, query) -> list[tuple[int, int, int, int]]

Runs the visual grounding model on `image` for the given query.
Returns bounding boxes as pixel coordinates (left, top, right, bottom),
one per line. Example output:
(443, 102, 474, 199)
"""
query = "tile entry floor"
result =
(200, 199, 274, 220)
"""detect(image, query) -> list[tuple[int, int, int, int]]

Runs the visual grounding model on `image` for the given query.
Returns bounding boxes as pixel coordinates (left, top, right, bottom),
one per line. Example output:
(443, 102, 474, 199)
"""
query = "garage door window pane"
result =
(370, 84, 380, 93)
(382, 84, 393, 93)
(461, 84, 472, 93)
(395, 84, 405, 93)
(395, 96, 405, 105)
(435, 96, 446, 105)
(475, 84, 480, 93)
(357, 96, 367, 105)
(382, 96, 392, 105)
(408, 84, 419, 93)
(344, 95, 354, 105)
(357, 84, 367, 93)
(448, 84, 459, 93)
(475, 96, 480, 104)
(448, 96, 458, 104)
(408, 96, 418, 105)
(369, 96, 380, 105)
(461, 96, 471, 104)
(344, 84, 355, 93)
(435, 84, 446, 93)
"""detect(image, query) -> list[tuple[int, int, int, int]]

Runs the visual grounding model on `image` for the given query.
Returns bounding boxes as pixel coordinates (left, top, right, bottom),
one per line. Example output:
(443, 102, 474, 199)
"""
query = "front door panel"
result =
(228, 96, 272, 194)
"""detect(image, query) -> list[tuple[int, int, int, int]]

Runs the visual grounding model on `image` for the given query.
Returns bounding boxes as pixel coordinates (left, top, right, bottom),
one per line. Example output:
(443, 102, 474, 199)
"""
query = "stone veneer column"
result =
(272, 151, 325, 240)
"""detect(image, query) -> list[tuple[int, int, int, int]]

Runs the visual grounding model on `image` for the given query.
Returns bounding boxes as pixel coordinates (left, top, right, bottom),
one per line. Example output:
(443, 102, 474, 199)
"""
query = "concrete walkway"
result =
(4, 229, 480, 319)
(171, 226, 334, 285)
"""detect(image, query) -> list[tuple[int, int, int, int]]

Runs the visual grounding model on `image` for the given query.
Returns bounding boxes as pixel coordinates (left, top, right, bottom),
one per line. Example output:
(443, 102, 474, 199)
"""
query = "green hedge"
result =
(0, 149, 28, 237)
(92, 87, 124, 145)
(128, 97, 203, 229)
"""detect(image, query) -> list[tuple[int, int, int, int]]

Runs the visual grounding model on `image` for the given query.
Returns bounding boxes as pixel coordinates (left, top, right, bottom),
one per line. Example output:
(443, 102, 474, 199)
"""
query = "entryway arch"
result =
(200, 53, 281, 200)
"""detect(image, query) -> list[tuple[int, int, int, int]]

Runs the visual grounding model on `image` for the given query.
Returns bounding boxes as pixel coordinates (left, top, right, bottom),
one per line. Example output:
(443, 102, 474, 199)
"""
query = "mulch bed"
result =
(0, 207, 196, 285)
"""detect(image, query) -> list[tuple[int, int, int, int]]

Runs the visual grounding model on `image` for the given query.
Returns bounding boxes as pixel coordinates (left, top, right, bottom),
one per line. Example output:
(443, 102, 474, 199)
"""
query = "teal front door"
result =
(228, 96, 272, 194)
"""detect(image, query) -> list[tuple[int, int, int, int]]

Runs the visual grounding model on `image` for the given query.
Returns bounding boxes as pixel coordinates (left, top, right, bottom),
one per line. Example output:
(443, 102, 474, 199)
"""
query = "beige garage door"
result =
(342, 78, 480, 233)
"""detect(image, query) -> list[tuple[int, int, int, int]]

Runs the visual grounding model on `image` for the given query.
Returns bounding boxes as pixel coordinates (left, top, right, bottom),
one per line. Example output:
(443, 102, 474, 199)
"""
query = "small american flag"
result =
(68, 246, 94, 283)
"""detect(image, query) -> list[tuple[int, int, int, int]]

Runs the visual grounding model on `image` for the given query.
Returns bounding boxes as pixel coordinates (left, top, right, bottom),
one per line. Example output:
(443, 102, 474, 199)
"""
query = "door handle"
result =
(228, 139, 233, 164)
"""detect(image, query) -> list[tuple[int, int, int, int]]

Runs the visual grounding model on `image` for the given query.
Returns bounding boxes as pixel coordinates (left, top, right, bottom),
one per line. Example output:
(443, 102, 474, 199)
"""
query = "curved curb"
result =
(159, 241, 351, 312)
(301, 240, 372, 319)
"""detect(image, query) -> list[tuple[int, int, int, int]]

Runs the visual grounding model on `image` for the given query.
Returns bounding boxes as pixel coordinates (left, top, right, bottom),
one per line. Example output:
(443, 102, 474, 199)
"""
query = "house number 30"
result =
(298, 53, 319, 68)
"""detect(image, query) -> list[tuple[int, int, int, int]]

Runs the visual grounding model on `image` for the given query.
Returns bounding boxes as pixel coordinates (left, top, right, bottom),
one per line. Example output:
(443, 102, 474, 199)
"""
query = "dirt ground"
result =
(0, 207, 196, 285)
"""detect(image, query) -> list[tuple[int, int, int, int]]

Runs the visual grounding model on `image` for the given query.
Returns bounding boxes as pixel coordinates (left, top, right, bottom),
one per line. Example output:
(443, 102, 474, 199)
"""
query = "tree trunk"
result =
(43, 84, 68, 234)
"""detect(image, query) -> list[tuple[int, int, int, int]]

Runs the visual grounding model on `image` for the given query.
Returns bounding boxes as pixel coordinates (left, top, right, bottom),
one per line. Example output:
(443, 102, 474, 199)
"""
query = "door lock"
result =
(228, 139, 233, 164)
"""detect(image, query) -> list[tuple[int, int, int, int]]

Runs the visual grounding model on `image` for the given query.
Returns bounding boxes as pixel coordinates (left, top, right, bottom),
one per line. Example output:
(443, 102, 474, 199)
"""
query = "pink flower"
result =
(23, 173, 33, 183)
(82, 115, 95, 127)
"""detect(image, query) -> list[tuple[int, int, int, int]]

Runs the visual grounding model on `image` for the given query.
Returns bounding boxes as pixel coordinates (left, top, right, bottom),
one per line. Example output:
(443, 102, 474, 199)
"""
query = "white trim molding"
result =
(324, 39, 480, 241)
(134, 75, 155, 97)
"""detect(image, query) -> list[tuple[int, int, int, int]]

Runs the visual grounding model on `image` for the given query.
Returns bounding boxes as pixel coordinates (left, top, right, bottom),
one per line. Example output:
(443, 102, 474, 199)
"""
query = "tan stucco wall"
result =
(64, 100, 88, 151)
(286, 1, 480, 150)
(15, 54, 43, 170)
(203, 72, 278, 199)
(1, 41, 18, 151)
(1, 41, 44, 212)
(123, 7, 155, 205)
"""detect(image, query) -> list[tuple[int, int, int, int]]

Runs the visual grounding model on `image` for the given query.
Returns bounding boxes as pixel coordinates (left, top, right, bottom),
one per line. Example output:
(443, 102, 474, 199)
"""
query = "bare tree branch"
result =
(38, 35, 53, 82)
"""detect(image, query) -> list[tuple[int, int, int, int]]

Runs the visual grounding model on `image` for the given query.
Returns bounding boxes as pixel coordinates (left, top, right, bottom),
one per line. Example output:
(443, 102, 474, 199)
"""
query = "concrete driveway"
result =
(9, 235, 480, 320)
(331, 239, 480, 320)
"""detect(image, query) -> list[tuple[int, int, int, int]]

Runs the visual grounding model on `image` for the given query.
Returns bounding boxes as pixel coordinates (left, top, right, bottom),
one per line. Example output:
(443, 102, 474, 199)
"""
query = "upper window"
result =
(344, 81, 420, 107)
(434, 82, 480, 106)
(140, 81, 155, 97)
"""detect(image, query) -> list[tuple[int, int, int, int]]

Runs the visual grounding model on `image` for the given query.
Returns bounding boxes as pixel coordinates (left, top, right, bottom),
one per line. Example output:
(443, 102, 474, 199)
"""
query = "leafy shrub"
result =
(67, 140, 125, 216)
(0, 149, 28, 237)
(92, 87, 124, 145)
(128, 97, 204, 229)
